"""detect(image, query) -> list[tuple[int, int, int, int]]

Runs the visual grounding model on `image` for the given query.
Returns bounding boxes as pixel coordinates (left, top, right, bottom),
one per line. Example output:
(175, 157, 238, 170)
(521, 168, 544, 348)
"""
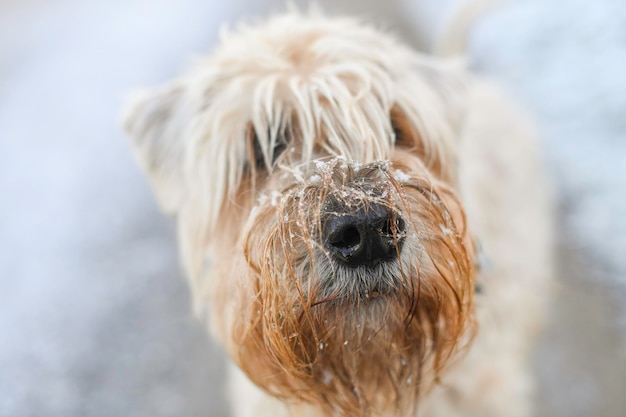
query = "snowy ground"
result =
(1, 0, 624, 416)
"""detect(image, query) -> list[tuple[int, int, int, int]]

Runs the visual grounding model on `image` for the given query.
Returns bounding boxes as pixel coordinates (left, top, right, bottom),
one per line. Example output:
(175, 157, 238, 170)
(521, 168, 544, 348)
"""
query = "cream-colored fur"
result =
(224, 78, 554, 417)
(122, 11, 552, 417)
(418, 79, 553, 417)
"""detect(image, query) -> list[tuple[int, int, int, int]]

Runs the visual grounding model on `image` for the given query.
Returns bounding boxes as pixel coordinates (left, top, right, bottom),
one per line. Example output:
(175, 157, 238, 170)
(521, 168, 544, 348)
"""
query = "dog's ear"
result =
(121, 82, 190, 214)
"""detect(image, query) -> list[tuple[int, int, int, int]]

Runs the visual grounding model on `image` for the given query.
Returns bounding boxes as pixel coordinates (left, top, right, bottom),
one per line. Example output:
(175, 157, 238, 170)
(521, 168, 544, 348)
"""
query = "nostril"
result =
(381, 219, 393, 236)
(395, 216, 406, 235)
(380, 216, 405, 237)
(331, 225, 361, 249)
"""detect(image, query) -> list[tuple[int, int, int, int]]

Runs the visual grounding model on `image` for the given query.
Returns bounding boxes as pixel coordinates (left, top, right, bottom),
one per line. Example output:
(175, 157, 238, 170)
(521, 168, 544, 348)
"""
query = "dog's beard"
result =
(232, 158, 475, 417)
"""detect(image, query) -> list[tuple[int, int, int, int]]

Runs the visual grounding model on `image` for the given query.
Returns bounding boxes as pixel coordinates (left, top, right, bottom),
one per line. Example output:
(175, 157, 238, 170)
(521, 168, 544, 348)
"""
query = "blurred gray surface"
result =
(1, 0, 625, 416)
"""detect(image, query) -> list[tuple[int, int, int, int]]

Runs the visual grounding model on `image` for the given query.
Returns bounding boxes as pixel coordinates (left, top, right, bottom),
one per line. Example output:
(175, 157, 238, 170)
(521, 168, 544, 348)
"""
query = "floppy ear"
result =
(121, 82, 190, 214)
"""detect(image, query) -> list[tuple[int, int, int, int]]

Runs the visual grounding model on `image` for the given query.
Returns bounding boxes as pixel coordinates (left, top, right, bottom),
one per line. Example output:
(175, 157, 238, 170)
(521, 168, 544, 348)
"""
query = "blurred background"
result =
(1, 0, 625, 416)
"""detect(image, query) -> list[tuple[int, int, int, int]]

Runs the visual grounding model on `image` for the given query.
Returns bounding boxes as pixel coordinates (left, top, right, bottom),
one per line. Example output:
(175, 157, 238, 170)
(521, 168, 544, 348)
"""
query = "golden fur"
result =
(123, 11, 552, 417)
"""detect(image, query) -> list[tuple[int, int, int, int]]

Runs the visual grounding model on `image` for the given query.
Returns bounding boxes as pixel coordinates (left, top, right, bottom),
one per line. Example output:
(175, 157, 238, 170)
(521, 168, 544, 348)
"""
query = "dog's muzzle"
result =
(323, 202, 406, 267)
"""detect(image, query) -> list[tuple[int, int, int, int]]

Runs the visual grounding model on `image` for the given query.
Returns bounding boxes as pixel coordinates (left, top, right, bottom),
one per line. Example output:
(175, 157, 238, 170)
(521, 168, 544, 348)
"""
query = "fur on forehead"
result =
(123, 12, 468, 233)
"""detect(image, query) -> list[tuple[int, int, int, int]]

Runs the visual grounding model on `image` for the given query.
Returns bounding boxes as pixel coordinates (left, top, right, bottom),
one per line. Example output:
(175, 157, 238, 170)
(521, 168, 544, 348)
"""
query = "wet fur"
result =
(123, 12, 552, 417)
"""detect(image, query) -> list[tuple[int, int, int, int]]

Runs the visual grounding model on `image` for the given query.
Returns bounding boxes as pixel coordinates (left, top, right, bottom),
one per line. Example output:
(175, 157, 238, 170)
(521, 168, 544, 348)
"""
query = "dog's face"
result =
(124, 14, 476, 417)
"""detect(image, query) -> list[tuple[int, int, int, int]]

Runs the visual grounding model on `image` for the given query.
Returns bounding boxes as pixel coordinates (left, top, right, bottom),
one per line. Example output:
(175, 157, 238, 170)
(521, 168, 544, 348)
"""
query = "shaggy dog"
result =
(122, 11, 552, 417)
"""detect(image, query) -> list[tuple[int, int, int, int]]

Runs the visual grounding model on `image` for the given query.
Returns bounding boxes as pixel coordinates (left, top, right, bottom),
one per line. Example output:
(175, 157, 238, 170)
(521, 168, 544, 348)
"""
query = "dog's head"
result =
(123, 13, 476, 417)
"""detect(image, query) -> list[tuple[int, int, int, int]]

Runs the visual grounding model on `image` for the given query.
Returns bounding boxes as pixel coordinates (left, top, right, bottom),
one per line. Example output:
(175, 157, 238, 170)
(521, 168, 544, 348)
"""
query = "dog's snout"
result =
(323, 203, 405, 267)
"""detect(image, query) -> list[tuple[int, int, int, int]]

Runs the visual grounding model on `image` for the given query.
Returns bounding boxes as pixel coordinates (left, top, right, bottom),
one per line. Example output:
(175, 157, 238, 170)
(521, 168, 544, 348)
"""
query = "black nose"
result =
(323, 203, 406, 267)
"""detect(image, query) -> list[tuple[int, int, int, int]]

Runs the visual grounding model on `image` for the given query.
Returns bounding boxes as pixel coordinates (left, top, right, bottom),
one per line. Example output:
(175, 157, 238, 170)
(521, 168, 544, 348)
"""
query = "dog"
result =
(122, 10, 553, 417)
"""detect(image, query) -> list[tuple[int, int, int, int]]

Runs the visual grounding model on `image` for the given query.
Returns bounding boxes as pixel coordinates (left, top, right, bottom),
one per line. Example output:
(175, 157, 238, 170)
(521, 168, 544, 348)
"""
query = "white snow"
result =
(393, 169, 411, 183)
(471, 0, 626, 287)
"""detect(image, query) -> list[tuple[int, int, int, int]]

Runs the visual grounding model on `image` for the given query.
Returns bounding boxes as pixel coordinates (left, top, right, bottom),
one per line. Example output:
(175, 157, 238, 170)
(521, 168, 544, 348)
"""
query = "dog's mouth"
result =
(311, 257, 405, 306)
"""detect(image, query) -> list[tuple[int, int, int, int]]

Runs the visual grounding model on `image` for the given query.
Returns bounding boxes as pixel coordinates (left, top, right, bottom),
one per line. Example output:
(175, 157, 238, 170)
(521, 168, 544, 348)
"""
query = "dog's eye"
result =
(391, 119, 404, 145)
(251, 130, 287, 170)
(252, 134, 265, 168)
